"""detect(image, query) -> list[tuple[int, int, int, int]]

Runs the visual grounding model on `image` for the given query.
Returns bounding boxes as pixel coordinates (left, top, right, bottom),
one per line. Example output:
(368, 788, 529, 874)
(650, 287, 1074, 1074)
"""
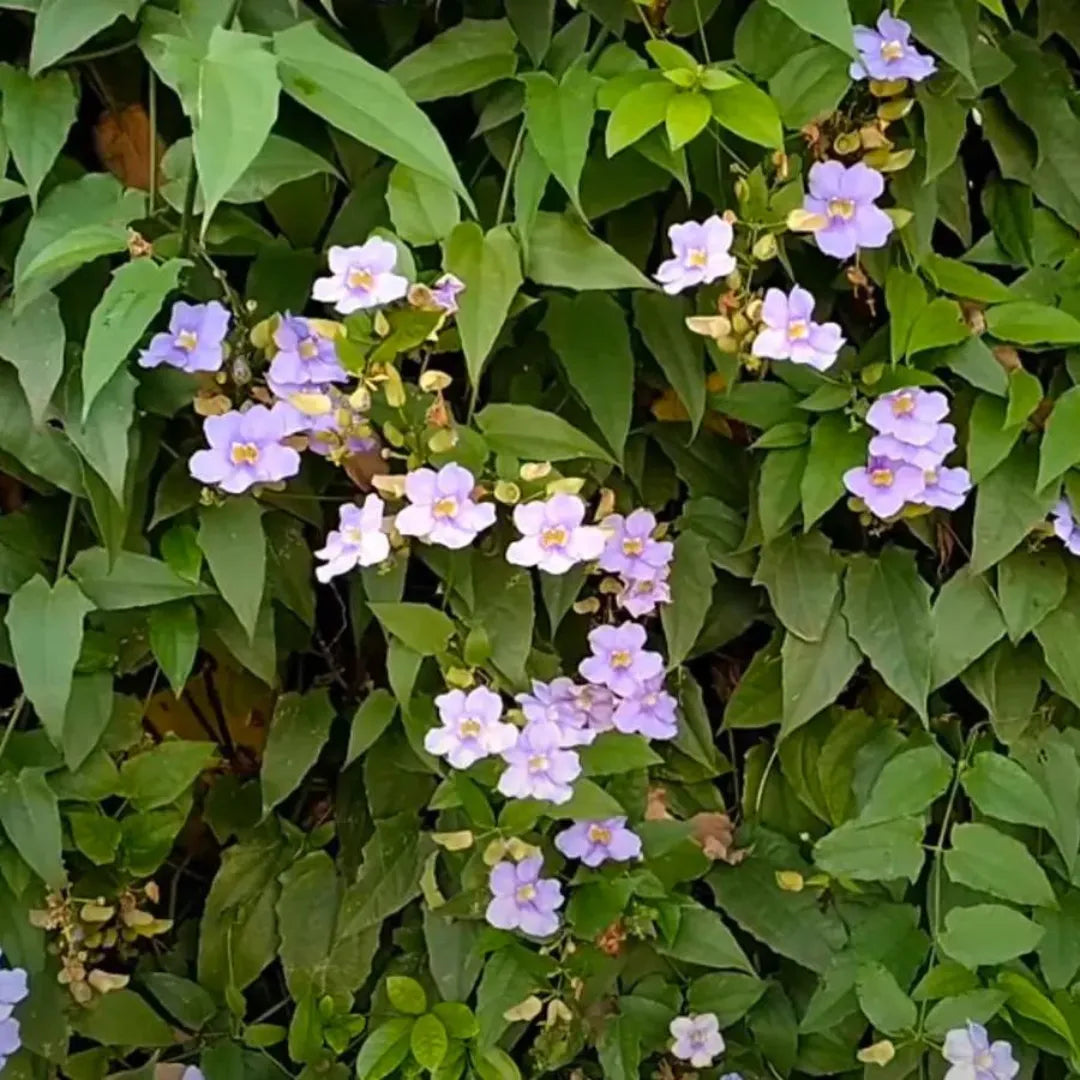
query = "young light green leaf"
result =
(261, 689, 336, 815)
(633, 291, 705, 437)
(410, 1013, 448, 1070)
(709, 79, 784, 147)
(198, 499, 266, 641)
(665, 91, 712, 150)
(29, 0, 141, 75)
(354, 1018, 414, 1080)
(606, 80, 675, 156)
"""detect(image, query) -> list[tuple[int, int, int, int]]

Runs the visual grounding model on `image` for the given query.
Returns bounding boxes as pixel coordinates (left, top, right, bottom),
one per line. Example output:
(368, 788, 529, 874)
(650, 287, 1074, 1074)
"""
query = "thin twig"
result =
(61, 39, 137, 65)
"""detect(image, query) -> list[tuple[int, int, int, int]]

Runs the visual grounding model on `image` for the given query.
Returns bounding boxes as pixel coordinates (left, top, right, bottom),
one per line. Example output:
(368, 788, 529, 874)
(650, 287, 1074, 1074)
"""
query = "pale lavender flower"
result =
(869, 423, 956, 469)
(915, 466, 972, 511)
(866, 388, 949, 446)
(0, 958, 27, 1024)
(751, 286, 845, 371)
(431, 273, 465, 314)
(843, 456, 925, 518)
(670, 1014, 725, 1069)
(314, 495, 390, 583)
(720, 1074, 744, 1080)
(554, 817, 642, 867)
(1052, 499, 1080, 556)
(395, 464, 496, 549)
(312, 239, 409, 314)
(804, 162, 893, 260)
(517, 678, 596, 748)
(617, 569, 672, 618)
(182, 1070, 205, 1080)
(598, 510, 673, 582)
(579, 623, 663, 698)
(571, 683, 616, 734)
(497, 720, 581, 804)
(139, 300, 230, 373)
(943, 1023, 1018, 1080)
(851, 12, 937, 83)
(507, 494, 606, 575)
(424, 686, 517, 769)
(0, 1016, 19, 1074)
(612, 677, 679, 740)
(654, 216, 736, 295)
(267, 314, 346, 398)
(189, 402, 302, 494)
(485, 857, 563, 937)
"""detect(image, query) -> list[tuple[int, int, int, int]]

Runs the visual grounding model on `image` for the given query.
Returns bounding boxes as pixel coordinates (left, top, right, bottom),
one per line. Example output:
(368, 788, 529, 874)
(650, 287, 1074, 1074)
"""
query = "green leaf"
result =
(687, 972, 768, 1027)
(961, 638, 1042, 745)
(82, 258, 186, 419)
(855, 962, 917, 1035)
(725, 633, 782, 729)
(961, 753, 1056, 831)
(410, 1013, 448, 1070)
(1005, 367, 1041, 429)
(387, 164, 459, 247)
(861, 745, 953, 823)
(925, 989, 1009, 1034)
(444, 222, 522, 390)
(390, 19, 517, 102)
(709, 79, 783, 147)
(780, 604, 860, 738)
(659, 904, 755, 973)
(886, 267, 927, 363)
(522, 66, 595, 212)
(986, 301, 1080, 345)
(475, 403, 614, 463)
(1036, 892, 1080, 991)
(769, 46, 851, 132)
(922, 253, 1013, 303)
(930, 568, 1006, 689)
(1033, 589, 1080, 710)
(907, 298, 970, 356)
(996, 547, 1066, 642)
(967, 394, 1020, 484)
(29, 0, 141, 74)
(758, 446, 807, 541)
(996, 970, 1078, 1053)
(1038, 386, 1080, 489)
(662, 532, 714, 667)
(525, 212, 653, 290)
(346, 690, 398, 768)
(939, 905, 1043, 969)
(198, 499, 266, 641)
(801, 413, 868, 527)
(142, 972, 216, 1032)
(945, 822, 1056, 907)
(0, 767, 66, 889)
(6, 575, 92, 747)
(665, 91, 712, 150)
(971, 442, 1059, 573)
(507, 0, 553, 64)
(633, 291, 705, 437)
(475, 948, 545, 1049)
(261, 689, 336, 815)
(754, 531, 840, 643)
(843, 549, 932, 723)
(369, 602, 455, 655)
(596, 1015, 641, 1080)
(0, 64, 77, 207)
(274, 22, 470, 205)
(69, 548, 213, 609)
(941, 337, 1008, 398)
(0, 294, 65, 427)
(543, 293, 633, 460)
(148, 602, 200, 696)
(579, 733, 662, 776)
(606, 80, 675, 156)
(763, 0, 855, 56)
(814, 816, 925, 882)
(902, 0, 975, 85)
(71, 989, 176, 1047)
(387, 975, 428, 1015)
(121, 740, 215, 811)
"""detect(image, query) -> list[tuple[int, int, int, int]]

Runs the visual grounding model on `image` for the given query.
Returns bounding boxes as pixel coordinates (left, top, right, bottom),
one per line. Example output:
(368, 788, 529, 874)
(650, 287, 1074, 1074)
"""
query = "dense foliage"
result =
(0, 1, 1079, 1079)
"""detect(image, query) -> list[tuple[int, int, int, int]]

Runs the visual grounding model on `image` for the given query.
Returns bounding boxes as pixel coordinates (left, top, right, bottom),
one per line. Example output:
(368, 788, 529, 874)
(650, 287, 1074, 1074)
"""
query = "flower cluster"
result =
(0, 951, 28, 1072)
(600, 510, 674, 617)
(844, 387, 972, 519)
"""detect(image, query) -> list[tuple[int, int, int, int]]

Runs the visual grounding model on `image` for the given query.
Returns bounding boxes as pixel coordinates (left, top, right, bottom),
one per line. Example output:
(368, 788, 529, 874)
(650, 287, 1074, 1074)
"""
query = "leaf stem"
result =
(0, 697, 26, 763)
(60, 38, 137, 65)
(496, 120, 527, 227)
(56, 495, 78, 581)
(179, 158, 199, 258)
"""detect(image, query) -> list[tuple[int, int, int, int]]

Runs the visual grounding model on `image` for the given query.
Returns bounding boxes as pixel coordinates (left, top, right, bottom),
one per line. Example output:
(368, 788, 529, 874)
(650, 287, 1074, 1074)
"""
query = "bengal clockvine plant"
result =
(0, 1, 1077, 1079)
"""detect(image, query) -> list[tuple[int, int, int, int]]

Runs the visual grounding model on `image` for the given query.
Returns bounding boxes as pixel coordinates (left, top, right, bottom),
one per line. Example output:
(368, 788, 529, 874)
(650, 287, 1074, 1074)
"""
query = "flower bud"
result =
(775, 870, 805, 892)
(546, 476, 585, 496)
(432, 830, 474, 851)
(752, 233, 778, 261)
(444, 666, 474, 689)
(494, 480, 521, 504)
(504, 996, 543, 1022)
(520, 461, 552, 481)
(372, 474, 407, 499)
(787, 208, 827, 233)
(427, 428, 457, 453)
(419, 369, 453, 392)
(869, 77, 908, 97)
(858, 1041, 896, 1066)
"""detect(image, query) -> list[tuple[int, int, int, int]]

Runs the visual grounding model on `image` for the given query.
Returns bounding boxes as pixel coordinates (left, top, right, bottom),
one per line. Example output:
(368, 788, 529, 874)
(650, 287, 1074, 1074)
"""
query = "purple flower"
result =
(654, 216, 736, 295)
(617, 570, 672, 618)
(571, 683, 616, 734)
(312, 239, 409, 314)
(598, 510, 673, 582)
(1052, 499, 1080, 556)
(485, 857, 563, 937)
(497, 720, 581, 804)
(431, 273, 465, 314)
(182, 1070, 205, 1080)
(943, 1023, 1018, 1080)
(803, 162, 893, 260)
(579, 623, 663, 698)
(670, 1014, 725, 1068)
(395, 464, 496, 550)
(424, 686, 517, 769)
(0, 960, 27, 1024)
(915, 466, 971, 511)
(516, 678, 596, 748)
(139, 300, 230, 373)
(843, 456, 925, 519)
(189, 402, 302, 494)
(314, 496, 390, 583)
(869, 423, 956, 469)
(267, 315, 347, 398)
(866, 388, 949, 446)
(554, 817, 642, 867)
(751, 286, 845, 372)
(507, 494, 606, 575)
(851, 12, 937, 83)
(612, 677, 679, 740)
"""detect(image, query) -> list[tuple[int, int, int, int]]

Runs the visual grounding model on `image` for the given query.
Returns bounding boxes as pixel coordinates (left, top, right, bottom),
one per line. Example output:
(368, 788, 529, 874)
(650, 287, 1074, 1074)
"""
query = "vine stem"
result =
(56, 494, 78, 580)
(495, 119, 527, 227)
(0, 698, 26, 763)
(178, 158, 199, 258)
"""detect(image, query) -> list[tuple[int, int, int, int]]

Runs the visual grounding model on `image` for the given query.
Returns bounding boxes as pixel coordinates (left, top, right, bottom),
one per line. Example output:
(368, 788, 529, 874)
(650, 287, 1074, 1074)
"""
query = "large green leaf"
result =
(1038, 387, 1080, 490)
(814, 817, 925, 883)
(522, 66, 595, 212)
(662, 532, 714, 668)
(387, 164, 460, 247)
(780, 604, 860, 738)
(986, 302, 1080, 346)
(801, 413, 868, 527)
(754, 530, 841, 644)
(944, 822, 1055, 907)
(69, 548, 214, 609)
(526, 212, 653, 290)
(930, 568, 1006, 689)
(369, 602, 455, 655)
(475, 403, 614, 464)
(763, 0, 856, 56)
(902, 0, 975, 85)
(996, 547, 1066, 643)
(29, 0, 142, 75)
(0, 293, 65, 427)
(274, 22, 470, 204)
(198, 499, 266, 641)
(0, 767, 66, 889)
(843, 549, 932, 723)
(261, 689, 336, 815)
(939, 905, 1043, 969)
(860, 745, 953, 823)
(390, 18, 517, 102)
(658, 904, 755, 973)
(633, 292, 705, 437)
(961, 753, 1057, 831)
